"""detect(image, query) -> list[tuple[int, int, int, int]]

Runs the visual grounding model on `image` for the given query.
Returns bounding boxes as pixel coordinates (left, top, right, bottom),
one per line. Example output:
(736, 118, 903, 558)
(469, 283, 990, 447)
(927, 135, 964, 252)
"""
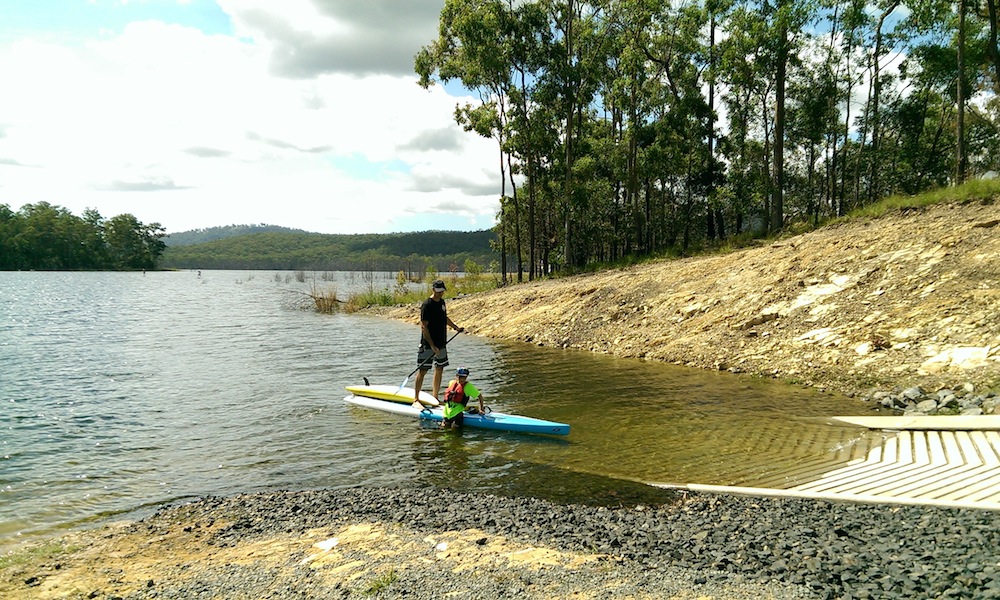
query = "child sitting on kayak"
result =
(441, 366, 485, 429)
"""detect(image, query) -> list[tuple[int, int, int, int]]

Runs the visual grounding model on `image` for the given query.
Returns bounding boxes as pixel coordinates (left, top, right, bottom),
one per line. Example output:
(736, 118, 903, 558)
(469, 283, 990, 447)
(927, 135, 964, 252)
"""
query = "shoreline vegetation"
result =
(303, 260, 501, 314)
(332, 180, 999, 312)
(330, 185, 1000, 404)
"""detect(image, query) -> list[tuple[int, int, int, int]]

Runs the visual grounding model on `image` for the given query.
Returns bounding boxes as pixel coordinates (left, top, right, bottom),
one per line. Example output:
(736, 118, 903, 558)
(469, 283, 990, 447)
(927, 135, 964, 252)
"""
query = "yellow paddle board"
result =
(345, 384, 441, 407)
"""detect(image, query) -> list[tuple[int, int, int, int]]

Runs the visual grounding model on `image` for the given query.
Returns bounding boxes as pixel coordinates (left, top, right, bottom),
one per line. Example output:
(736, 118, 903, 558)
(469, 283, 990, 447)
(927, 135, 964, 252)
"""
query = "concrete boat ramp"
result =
(656, 416, 1000, 511)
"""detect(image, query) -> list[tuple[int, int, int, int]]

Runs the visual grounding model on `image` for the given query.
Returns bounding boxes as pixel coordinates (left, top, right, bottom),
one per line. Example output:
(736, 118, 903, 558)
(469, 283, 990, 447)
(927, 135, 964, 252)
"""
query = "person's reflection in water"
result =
(409, 425, 472, 488)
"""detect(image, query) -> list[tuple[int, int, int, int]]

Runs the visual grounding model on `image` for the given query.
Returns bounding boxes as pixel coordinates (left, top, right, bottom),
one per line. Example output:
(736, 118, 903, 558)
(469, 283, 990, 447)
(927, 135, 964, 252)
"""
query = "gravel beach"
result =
(5, 486, 1000, 599)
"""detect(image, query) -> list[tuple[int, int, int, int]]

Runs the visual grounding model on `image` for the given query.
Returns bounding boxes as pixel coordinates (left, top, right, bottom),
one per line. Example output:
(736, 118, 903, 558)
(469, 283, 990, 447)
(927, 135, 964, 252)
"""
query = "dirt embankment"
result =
(386, 201, 1000, 398)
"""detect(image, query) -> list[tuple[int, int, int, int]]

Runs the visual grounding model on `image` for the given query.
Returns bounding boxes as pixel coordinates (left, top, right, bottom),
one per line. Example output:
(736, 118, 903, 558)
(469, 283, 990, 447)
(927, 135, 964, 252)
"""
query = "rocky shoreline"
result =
(860, 384, 1000, 416)
(5, 486, 999, 599)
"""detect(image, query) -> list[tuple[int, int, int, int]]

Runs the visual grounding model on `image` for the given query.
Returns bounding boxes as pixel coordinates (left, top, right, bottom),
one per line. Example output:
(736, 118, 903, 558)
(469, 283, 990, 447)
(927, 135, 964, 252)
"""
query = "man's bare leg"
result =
(413, 369, 426, 403)
(432, 366, 443, 400)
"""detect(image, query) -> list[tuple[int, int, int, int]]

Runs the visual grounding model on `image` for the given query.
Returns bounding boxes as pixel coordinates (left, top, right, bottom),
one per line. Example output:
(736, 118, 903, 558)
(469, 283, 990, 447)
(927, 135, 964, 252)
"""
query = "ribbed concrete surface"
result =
(657, 418, 1000, 511)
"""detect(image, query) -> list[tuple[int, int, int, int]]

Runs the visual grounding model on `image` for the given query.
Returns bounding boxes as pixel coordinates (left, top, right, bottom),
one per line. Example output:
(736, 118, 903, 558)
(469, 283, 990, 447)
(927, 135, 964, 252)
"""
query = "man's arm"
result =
(467, 384, 485, 412)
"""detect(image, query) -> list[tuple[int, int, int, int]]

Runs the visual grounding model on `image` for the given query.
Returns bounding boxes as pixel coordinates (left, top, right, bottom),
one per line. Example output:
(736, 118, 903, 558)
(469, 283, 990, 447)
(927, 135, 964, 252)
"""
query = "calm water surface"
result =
(1, 271, 876, 551)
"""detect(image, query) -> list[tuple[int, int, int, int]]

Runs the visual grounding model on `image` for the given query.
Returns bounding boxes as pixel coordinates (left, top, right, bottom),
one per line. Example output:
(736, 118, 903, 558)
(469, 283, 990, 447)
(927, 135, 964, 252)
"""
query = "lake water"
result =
(1, 270, 877, 551)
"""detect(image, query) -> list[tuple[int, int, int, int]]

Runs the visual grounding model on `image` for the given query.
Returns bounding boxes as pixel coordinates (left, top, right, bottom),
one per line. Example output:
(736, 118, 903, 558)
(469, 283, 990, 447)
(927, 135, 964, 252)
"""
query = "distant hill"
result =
(159, 229, 500, 272)
(163, 224, 309, 246)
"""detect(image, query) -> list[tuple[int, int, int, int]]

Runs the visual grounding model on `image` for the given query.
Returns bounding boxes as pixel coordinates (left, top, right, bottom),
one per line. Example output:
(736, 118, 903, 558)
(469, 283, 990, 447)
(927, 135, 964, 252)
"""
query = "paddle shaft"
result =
(397, 329, 462, 395)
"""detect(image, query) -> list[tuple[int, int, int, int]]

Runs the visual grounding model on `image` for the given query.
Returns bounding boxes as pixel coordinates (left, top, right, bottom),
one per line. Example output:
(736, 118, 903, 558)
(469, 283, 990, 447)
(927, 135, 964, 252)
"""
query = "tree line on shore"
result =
(159, 228, 498, 273)
(417, 0, 1000, 281)
(0, 202, 166, 271)
(0, 203, 500, 273)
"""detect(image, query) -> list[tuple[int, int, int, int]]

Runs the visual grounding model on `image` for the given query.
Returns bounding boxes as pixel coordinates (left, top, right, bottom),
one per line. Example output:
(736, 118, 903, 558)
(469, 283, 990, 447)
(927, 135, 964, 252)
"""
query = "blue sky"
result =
(0, 0, 499, 234)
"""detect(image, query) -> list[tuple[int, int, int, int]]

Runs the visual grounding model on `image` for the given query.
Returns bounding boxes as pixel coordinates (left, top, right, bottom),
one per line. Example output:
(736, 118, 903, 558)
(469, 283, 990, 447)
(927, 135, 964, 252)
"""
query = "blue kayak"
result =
(344, 394, 570, 436)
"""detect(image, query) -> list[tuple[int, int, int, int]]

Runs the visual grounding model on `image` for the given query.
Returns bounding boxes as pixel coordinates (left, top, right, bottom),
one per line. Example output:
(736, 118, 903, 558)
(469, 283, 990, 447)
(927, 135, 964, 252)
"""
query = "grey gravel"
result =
(105, 486, 1000, 599)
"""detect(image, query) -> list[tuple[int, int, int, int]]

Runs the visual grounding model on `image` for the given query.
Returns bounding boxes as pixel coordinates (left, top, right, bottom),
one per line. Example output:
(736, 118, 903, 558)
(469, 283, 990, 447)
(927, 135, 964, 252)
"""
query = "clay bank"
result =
(382, 201, 1000, 412)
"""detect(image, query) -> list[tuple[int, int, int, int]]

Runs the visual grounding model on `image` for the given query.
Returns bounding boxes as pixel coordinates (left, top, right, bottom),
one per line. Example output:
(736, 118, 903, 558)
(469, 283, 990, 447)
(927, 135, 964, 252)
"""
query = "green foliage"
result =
(0, 202, 165, 271)
(417, 0, 1000, 279)
(844, 179, 1000, 220)
(163, 224, 309, 246)
(330, 273, 497, 314)
(463, 258, 483, 277)
(159, 230, 498, 272)
(359, 569, 398, 596)
(0, 541, 78, 570)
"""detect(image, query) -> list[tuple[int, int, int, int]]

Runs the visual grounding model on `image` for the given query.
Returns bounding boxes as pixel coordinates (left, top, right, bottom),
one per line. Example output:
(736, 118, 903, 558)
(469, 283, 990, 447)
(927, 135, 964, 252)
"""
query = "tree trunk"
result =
(771, 18, 787, 233)
(563, 0, 575, 270)
(957, 0, 968, 184)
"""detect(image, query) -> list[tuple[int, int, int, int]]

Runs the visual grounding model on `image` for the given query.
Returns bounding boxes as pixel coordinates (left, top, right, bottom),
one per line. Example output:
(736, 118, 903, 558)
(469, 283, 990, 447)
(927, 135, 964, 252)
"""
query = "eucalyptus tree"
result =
(893, 0, 980, 188)
(717, 1, 774, 231)
(705, 0, 729, 240)
(947, 1, 1000, 177)
(0, 203, 163, 270)
(637, 0, 715, 251)
(856, 0, 904, 205)
(786, 60, 840, 223)
(11, 202, 89, 269)
(984, 0, 1000, 92)
(887, 24, 962, 192)
(0, 204, 15, 270)
(958, 0, 968, 183)
(771, 0, 790, 233)
(821, 0, 870, 216)
(505, 1, 558, 280)
(534, 0, 608, 269)
(596, 0, 660, 256)
(417, 0, 522, 282)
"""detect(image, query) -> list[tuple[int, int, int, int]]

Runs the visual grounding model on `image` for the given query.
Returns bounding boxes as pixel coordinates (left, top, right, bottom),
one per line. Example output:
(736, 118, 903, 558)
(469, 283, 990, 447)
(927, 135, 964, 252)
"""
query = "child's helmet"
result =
(456, 367, 470, 377)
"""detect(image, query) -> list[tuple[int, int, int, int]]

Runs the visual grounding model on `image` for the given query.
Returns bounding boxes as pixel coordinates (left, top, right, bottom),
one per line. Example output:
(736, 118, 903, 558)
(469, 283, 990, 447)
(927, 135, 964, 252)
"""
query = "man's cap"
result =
(432, 279, 447, 292)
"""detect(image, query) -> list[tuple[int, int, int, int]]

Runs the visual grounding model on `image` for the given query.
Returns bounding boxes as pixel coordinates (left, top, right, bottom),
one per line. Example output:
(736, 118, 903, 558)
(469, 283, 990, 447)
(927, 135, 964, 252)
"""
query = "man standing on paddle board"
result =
(414, 279, 464, 403)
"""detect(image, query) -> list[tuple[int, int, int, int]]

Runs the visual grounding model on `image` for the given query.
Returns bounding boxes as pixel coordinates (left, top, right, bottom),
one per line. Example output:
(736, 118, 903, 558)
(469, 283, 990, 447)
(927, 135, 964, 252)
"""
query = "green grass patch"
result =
(358, 568, 398, 596)
(845, 178, 1000, 220)
(0, 541, 77, 570)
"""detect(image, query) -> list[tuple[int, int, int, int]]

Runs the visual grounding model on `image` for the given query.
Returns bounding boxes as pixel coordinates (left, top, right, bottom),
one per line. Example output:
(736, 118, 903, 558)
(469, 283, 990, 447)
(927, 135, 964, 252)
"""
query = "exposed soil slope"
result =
(386, 201, 1000, 397)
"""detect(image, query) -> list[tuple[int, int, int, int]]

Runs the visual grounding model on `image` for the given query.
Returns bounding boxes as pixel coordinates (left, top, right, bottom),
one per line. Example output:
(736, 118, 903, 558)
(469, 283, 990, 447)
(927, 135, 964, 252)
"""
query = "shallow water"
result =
(0, 270, 874, 550)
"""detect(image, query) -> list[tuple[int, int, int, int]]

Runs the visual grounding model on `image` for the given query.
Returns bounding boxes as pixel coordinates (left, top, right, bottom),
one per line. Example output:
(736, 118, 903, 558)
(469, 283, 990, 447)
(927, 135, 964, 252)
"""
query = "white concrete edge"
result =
(829, 415, 1000, 431)
(650, 482, 1000, 512)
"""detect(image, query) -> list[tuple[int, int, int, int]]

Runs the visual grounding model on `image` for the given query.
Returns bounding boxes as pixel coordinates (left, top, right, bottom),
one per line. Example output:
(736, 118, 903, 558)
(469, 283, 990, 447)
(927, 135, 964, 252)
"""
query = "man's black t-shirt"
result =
(419, 297, 447, 348)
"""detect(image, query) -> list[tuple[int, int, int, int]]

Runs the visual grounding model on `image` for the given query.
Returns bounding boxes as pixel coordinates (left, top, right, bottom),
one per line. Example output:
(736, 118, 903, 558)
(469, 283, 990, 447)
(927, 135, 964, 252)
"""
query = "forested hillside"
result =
(164, 224, 309, 246)
(159, 229, 498, 272)
(418, 0, 1000, 281)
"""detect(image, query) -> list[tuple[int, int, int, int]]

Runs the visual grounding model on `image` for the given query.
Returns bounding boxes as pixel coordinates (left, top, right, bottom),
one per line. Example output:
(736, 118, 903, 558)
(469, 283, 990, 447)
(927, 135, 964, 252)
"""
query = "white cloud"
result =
(0, 1, 500, 234)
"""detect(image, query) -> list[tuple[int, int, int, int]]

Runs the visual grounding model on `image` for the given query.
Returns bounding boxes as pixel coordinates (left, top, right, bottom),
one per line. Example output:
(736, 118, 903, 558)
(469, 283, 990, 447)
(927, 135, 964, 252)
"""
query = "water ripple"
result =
(0, 270, 873, 552)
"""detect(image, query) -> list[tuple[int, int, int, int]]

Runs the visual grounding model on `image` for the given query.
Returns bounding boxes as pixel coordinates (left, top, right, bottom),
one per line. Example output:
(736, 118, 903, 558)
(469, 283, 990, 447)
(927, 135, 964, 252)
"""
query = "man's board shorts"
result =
(417, 345, 449, 371)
